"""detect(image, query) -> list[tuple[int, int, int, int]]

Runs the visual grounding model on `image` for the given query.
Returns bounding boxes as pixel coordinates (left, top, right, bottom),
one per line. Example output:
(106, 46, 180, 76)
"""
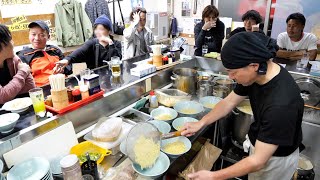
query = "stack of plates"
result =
(7, 157, 53, 180)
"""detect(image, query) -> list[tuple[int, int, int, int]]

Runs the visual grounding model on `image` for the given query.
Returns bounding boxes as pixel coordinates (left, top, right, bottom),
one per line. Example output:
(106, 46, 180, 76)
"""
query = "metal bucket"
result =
(171, 68, 197, 95)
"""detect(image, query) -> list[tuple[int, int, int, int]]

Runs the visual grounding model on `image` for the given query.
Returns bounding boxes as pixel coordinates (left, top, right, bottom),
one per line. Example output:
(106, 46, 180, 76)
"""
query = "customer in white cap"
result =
(55, 15, 122, 71)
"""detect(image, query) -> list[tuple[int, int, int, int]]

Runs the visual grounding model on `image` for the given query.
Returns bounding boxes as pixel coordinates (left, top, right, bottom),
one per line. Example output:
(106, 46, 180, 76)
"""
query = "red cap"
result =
(149, 90, 155, 95)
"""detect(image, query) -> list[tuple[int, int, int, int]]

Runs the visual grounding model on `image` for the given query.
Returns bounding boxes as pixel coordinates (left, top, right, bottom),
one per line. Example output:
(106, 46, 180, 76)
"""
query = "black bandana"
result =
(221, 32, 278, 69)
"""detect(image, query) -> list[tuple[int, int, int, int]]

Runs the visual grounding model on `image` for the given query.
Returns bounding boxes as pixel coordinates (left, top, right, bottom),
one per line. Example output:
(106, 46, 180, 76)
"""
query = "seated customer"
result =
(0, 24, 35, 105)
(123, 7, 154, 59)
(16, 21, 71, 87)
(229, 10, 264, 37)
(276, 13, 317, 61)
(54, 15, 122, 71)
(194, 5, 225, 56)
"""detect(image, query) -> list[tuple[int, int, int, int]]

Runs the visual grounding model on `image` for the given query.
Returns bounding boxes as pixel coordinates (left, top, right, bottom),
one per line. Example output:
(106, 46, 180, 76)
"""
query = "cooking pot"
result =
(197, 80, 214, 98)
(213, 85, 230, 98)
(232, 99, 254, 146)
(213, 77, 236, 95)
(171, 68, 197, 94)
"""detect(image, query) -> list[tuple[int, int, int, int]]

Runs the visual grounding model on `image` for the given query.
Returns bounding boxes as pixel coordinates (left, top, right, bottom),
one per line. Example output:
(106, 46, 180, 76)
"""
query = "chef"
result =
(182, 32, 303, 180)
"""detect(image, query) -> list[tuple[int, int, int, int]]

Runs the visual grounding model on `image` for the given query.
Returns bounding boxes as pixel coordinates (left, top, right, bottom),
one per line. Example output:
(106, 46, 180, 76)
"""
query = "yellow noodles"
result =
(180, 109, 197, 114)
(134, 136, 160, 169)
(155, 114, 172, 120)
(237, 105, 253, 115)
(204, 103, 217, 109)
(163, 141, 186, 154)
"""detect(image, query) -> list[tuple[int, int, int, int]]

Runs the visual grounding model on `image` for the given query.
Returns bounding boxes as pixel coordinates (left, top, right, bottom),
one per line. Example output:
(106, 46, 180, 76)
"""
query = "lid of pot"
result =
(295, 77, 320, 106)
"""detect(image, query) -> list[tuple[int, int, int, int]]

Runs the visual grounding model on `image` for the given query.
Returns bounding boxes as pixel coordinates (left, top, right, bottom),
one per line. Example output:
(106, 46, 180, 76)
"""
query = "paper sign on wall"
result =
(11, 15, 27, 24)
(1, 0, 31, 5)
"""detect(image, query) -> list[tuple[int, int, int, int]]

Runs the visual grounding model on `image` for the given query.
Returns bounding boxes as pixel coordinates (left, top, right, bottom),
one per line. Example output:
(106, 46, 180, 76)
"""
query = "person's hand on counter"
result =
(53, 59, 69, 74)
(188, 170, 216, 180)
(202, 20, 216, 31)
(180, 121, 204, 137)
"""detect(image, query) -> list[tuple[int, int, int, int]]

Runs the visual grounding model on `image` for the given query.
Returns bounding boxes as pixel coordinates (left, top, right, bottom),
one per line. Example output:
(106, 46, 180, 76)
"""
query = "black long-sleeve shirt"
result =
(194, 19, 225, 56)
(65, 37, 122, 69)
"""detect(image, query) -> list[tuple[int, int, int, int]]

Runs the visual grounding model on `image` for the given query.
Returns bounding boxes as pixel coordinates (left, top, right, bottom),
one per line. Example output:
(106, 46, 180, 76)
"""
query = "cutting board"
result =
(4, 122, 78, 168)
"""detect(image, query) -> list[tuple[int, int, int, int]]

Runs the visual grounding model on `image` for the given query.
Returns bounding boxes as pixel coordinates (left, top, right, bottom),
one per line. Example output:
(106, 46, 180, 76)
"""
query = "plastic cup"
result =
(29, 88, 46, 117)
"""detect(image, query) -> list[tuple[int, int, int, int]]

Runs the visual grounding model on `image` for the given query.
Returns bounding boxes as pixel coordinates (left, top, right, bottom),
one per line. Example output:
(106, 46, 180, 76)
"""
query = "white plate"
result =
(2, 97, 32, 113)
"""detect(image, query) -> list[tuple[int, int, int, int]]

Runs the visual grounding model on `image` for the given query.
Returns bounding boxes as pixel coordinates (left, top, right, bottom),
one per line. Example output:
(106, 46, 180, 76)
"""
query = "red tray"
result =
(46, 90, 105, 114)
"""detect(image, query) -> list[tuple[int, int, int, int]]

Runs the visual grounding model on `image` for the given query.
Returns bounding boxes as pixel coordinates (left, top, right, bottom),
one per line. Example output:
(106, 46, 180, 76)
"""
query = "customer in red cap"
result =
(0, 24, 35, 105)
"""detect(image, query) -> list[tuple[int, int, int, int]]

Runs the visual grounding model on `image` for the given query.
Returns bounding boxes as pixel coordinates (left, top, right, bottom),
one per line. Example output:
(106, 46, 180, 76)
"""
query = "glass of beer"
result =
(29, 88, 46, 117)
(109, 56, 121, 77)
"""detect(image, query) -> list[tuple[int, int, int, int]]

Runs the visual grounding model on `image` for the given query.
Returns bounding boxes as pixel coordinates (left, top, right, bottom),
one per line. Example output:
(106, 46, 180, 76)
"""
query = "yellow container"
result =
(70, 141, 112, 164)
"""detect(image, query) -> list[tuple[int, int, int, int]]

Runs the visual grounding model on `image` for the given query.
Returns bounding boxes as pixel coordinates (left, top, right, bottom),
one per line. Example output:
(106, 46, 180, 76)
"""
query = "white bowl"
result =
(132, 152, 170, 179)
(2, 97, 32, 113)
(161, 136, 191, 158)
(199, 96, 222, 113)
(150, 106, 178, 124)
(173, 101, 204, 118)
(0, 113, 20, 133)
(7, 157, 50, 180)
(149, 120, 171, 134)
(172, 117, 199, 131)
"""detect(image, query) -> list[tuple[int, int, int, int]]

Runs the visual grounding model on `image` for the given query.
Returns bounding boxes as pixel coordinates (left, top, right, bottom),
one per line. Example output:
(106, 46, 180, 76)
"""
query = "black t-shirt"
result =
(0, 60, 12, 87)
(234, 65, 303, 157)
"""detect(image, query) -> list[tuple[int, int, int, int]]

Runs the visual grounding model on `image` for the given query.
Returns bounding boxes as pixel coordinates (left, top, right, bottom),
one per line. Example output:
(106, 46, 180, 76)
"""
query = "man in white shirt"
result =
(276, 13, 317, 61)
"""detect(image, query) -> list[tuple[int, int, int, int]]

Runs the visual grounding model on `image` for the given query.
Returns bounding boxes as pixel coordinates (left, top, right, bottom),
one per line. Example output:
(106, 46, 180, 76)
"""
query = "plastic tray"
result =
(45, 90, 104, 114)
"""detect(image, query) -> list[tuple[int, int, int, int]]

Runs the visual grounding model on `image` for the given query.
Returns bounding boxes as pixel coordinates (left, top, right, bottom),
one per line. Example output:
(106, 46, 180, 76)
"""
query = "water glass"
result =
(296, 52, 309, 69)
(202, 45, 208, 56)
(80, 68, 91, 82)
(29, 88, 46, 117)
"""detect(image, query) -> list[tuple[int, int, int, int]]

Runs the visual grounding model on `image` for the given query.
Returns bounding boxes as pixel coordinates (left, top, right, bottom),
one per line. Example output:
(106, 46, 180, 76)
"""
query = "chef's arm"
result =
(210, 140, 278, 179)
(276, 49, 305, 61)
(200, 91, 246, 127)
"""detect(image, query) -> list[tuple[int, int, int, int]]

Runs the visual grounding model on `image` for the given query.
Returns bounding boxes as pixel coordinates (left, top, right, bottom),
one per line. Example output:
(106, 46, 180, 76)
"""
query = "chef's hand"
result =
(202, 20, 216, 31)
(180, 121, 204, 137)
(53, 59, 69, 74)
(133, 12, 140, 25)
(252, 24, 260, 32)
(17, 60, 30, 74)
(188, 170, 217, 180)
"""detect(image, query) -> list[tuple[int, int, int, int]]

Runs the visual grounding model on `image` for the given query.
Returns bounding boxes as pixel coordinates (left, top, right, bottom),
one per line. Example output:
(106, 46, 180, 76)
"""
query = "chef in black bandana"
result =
(182, 32, 303, 180)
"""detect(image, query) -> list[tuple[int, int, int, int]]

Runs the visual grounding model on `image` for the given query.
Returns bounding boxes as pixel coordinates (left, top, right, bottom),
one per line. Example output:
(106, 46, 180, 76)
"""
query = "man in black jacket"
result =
(194, 5, 225, 56)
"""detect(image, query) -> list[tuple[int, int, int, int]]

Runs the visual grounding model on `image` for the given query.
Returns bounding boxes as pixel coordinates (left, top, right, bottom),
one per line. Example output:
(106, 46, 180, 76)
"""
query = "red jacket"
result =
(0, 56, 36, 104)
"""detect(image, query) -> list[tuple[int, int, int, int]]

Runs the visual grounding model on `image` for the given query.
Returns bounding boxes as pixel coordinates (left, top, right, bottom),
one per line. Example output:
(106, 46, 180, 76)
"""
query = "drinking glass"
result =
(29, 88, 46, 117)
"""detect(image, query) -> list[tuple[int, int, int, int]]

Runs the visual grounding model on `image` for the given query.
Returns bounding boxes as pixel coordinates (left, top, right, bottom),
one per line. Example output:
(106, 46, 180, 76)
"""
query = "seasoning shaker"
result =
(60, 154, 83, 180)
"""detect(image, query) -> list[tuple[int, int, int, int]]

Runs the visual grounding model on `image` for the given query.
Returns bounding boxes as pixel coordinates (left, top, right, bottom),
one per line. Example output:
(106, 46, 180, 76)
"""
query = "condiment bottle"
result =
(149, 90, 158, 108)
(60, 154, 83, 180)
(72, 86, 81, 102)
(162, 56, 168, 65)
(80, 85, 89, 99)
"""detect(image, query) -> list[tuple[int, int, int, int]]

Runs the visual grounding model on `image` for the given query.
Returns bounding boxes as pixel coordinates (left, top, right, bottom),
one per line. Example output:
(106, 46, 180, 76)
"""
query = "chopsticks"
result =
(49, 74, 66, 91)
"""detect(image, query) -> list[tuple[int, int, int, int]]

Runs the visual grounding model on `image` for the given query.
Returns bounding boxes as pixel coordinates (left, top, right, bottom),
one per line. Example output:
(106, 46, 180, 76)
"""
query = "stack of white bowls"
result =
(7, 157, 53, 180)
